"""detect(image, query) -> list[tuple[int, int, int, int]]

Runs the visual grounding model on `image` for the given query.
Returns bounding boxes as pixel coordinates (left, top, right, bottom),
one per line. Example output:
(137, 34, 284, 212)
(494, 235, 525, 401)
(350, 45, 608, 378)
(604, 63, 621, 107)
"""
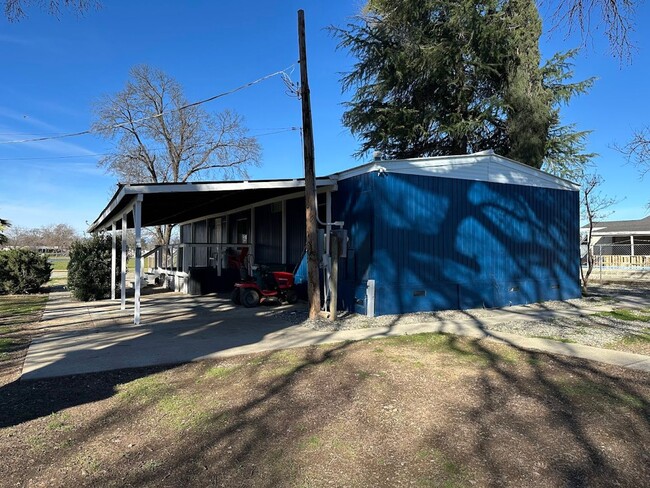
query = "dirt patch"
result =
(1, 335, 648, 487)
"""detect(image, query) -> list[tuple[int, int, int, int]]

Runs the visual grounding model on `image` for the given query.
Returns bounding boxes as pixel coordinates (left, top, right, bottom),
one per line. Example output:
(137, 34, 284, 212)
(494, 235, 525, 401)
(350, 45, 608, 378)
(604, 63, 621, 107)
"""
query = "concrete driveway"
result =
(21, 290, 325, 380)
(22, 288, 650, 380)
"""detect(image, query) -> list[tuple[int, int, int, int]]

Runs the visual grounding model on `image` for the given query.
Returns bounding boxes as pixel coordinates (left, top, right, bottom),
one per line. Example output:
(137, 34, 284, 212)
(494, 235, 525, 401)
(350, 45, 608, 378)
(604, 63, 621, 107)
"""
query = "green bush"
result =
(68, 234, 121, 301)
(0, 249, 52, 294)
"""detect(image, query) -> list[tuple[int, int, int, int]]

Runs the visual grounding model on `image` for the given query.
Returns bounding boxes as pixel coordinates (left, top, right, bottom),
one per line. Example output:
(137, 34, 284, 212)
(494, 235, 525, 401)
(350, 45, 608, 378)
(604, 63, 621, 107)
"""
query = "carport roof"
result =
(88, 178, 337, 232)
(89, 151, 578, 233)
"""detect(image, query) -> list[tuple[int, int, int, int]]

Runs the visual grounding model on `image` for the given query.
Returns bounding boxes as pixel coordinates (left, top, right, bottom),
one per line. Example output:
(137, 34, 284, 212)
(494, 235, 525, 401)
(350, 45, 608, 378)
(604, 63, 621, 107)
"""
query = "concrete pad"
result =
(21, 291, 650, 380)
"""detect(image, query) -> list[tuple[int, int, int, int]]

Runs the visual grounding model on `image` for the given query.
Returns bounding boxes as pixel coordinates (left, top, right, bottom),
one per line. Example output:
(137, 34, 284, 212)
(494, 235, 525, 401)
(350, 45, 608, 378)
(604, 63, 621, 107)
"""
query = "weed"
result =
(76, 454, 101, 474)
(47, 412, 74, 432)
(0, 326, 16, 334)
(142, 459, 162, 471)
(299, 435, 321, 450)
(27, 435, 46, 451)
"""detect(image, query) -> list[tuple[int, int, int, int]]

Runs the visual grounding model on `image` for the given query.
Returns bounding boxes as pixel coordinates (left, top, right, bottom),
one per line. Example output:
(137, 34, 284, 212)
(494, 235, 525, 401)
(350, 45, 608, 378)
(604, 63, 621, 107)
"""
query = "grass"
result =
(2, 330, 649, 487)
(116, 375, 172, 405)
(46, 412, 74, 432)
(618, 328, 650, 344)
(157, 394, 213, 431)
(203, 365, 239, 379)
(594, 308, 650, 322)
(557, 379, 645, 410)
(531, 335, 577, 344)
(384, 332, 511, 364)
(0, 337, 18, 353)
(49, 258, 69, 271)
(0, 294, 48, 322)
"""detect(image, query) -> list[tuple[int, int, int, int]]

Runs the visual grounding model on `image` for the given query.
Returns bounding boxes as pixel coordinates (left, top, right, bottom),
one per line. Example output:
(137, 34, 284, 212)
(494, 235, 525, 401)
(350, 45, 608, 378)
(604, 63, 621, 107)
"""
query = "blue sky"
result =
(0, 0, 648, 233)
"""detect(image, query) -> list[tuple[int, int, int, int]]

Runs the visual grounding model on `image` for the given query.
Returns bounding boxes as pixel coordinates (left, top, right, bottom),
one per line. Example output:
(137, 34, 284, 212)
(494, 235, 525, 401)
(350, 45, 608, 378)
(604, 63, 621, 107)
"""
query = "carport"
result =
(88, 177, 337, 325)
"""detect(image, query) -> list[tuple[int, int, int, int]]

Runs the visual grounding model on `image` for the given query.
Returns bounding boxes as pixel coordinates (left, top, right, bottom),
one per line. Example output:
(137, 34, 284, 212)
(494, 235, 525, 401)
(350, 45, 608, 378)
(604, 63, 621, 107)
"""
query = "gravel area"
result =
(279, 283, 650, 353)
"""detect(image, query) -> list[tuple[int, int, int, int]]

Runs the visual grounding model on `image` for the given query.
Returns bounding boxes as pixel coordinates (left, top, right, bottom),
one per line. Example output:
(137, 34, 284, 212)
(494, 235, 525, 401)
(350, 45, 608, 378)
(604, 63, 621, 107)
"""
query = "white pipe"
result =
(111, 221, 116, 300)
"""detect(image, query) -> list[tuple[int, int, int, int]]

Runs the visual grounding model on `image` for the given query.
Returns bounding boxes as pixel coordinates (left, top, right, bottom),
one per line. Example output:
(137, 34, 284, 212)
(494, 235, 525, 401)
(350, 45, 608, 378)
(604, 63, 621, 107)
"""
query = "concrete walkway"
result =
(21, 290, 650, 380)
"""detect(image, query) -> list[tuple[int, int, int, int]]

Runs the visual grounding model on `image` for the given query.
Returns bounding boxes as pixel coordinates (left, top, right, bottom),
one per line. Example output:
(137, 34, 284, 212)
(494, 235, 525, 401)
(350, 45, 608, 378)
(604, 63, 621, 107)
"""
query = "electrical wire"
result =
(0, 128, 300, 162)
(0, 63, 297, 146)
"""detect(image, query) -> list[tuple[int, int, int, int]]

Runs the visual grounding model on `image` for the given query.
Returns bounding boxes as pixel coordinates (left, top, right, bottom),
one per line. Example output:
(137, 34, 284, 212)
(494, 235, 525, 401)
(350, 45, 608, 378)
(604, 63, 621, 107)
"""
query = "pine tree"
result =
(334, 0, 594, 176)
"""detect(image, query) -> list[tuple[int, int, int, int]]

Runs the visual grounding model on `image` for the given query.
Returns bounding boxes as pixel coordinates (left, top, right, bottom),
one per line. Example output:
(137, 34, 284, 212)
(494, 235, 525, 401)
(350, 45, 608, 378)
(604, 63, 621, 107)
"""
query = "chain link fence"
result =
(582, 241, 650, 282)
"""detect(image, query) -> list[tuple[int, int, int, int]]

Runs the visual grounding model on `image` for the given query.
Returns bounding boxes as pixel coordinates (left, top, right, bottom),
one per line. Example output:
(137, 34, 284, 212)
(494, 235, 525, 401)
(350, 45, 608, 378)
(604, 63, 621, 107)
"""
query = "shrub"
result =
(68, 234, 121, 301)
(0, 249, 52, 294)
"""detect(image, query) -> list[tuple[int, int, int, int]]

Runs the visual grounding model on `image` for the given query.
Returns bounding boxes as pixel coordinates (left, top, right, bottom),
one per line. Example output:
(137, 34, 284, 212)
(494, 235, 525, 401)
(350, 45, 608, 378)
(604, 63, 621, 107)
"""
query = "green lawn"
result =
(49, 258, 69, 271)
(0, 294, 48, 374)
(0, 294, 48, 322)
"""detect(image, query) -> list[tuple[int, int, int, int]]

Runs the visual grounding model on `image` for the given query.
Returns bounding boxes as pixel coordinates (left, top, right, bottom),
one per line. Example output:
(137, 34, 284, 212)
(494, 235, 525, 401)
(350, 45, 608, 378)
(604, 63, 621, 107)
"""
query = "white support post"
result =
(631, 235, 635, 256)
(134, 194, 143, 325)
(111, 221, 116, 300)
(367, 279, 376, 318)
(121, 214, 127, 311)
(281, 200, 287, 265)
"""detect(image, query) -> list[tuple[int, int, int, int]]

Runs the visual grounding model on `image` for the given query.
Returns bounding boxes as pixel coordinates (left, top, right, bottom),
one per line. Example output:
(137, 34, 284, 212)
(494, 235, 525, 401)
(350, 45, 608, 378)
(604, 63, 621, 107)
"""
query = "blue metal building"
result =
(327, 152, 580, 316)
(89, 151, 580, 321)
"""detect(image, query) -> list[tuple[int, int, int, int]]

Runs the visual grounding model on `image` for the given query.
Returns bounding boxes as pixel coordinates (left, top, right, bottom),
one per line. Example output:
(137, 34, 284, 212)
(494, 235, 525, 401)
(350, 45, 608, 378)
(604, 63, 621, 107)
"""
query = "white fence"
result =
(584, 242, 650, 282)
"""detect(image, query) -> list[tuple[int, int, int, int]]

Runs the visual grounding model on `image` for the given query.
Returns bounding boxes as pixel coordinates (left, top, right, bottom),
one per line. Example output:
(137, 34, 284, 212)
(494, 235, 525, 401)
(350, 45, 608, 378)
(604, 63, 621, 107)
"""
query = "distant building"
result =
(582, 215, 650, 255)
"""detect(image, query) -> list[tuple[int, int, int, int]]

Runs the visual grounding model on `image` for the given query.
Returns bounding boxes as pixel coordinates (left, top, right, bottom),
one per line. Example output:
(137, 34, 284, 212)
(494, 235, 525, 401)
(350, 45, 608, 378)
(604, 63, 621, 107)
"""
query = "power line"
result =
(0, 64, 297, 146)
(0, 128, 300, 162)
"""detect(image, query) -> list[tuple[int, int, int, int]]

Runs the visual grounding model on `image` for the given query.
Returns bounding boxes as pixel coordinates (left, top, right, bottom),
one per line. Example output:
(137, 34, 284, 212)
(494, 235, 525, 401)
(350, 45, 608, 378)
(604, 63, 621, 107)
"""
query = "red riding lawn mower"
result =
(231, 264, 298, 308)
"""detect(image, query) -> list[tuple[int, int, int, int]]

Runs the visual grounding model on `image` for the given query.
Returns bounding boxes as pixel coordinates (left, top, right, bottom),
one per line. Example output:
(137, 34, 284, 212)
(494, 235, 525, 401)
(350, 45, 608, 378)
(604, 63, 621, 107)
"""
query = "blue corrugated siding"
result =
(255, 204, 282, 264)
(333, 172, 580, 316)
(331, 174, 375, 314)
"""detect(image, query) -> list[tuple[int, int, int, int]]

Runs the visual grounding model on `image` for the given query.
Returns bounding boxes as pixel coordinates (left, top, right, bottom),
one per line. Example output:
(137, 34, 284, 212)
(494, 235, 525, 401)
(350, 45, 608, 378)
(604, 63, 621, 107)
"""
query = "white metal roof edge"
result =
(590, 231, 650, 236)
(119, 177, 336, 195)
(332, 152, 580, 191)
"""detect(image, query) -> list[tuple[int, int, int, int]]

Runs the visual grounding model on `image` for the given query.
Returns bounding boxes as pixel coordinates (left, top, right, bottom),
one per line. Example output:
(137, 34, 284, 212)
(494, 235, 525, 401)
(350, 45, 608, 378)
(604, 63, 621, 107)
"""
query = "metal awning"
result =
(88, 177, 338, 232)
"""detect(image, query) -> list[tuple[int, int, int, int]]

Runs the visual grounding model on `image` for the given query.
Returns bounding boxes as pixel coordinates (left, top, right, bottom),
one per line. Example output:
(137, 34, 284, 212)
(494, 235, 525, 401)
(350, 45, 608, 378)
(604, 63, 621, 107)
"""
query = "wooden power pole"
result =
(298, 9, 321, 320)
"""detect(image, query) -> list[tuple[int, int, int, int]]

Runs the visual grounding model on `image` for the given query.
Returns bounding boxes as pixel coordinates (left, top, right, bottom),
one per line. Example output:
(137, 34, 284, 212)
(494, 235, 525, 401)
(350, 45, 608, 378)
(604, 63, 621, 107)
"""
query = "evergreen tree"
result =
(334, 0, 593, 176)
(0, 218, 10, 246)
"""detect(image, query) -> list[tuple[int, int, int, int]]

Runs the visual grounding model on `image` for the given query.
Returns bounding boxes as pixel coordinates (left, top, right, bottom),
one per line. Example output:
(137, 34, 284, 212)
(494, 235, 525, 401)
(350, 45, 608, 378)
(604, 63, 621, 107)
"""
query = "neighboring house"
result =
(581, 216, 650, 255)
(89, 150, 580, 321)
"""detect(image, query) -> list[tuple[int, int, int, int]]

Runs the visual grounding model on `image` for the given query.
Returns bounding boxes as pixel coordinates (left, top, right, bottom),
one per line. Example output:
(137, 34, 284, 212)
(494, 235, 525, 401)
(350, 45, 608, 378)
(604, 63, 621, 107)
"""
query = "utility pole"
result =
(298, 9, 321, 320)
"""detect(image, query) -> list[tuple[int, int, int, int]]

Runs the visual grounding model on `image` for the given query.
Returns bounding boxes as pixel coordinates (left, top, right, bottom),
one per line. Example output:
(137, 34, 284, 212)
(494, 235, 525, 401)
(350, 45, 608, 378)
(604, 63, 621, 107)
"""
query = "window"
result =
(236, 218, 249, 244)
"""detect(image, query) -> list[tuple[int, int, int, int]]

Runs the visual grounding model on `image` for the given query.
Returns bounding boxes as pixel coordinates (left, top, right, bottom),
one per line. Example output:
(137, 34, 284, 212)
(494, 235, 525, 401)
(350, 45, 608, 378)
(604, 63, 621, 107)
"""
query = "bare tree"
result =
(620, 127, 650, 175)
(580, 174, 617, 292)
(93, 65, 261, 245)
(4, 0, 97, 21)
(5, 223, 79, 253)
(547, 0, 638, 61)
